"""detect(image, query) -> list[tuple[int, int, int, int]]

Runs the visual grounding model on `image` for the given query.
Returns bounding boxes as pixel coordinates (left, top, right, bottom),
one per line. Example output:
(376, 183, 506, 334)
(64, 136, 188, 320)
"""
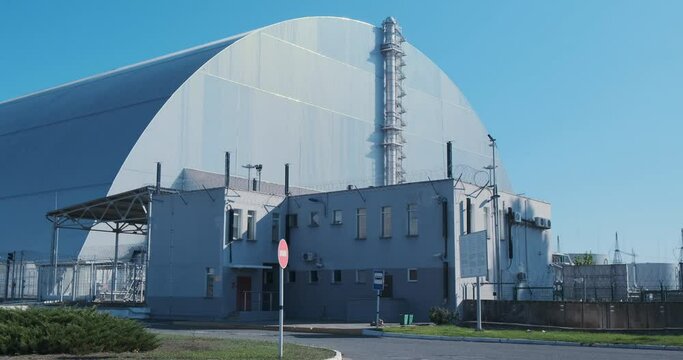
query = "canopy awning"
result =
(46, 186, 176, 235)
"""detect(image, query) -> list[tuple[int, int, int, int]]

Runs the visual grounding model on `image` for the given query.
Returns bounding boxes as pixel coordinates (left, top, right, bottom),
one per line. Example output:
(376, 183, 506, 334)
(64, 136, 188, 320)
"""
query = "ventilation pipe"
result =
(155, 162, 161, 193)
(284, 163, 290, 196)
(225, 152, 230, 190)
(446, 141, 453, 179)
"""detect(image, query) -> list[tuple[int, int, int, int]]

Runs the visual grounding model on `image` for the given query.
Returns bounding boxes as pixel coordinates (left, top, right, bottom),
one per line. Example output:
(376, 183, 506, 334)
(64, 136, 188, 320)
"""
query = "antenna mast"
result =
(613, 232, 623, 265)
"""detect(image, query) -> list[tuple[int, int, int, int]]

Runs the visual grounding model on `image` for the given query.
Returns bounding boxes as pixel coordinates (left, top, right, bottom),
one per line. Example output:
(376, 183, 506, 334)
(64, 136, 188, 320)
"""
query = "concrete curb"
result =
(325, 350, 343, 360)
(167, 321, 363, 336)
(362, 329, 683, 352)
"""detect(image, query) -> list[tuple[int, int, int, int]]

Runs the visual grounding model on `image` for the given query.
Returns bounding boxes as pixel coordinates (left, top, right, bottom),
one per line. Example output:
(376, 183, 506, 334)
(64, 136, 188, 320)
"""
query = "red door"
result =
(236, 276, 252, 311)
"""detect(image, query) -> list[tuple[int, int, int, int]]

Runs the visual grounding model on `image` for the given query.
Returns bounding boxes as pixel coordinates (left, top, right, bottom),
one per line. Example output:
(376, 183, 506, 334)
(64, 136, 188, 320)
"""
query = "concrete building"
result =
(143, 174, 551, 322)
(0, 16, 514, 263)
(1, 16, 554, 319)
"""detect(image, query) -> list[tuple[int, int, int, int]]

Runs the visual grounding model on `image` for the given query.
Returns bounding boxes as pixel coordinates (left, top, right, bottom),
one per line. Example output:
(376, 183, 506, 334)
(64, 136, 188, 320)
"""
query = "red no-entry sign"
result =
(278, 239, 289, 269)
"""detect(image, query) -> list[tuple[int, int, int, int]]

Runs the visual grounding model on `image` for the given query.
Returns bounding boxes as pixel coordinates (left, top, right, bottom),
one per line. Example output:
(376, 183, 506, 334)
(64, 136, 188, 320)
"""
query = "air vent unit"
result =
(513, 212, 523, 223)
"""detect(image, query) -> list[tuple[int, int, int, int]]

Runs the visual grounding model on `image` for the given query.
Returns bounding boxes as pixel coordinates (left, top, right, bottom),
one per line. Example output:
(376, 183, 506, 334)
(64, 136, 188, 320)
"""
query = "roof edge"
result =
(0, 32, 248, 107)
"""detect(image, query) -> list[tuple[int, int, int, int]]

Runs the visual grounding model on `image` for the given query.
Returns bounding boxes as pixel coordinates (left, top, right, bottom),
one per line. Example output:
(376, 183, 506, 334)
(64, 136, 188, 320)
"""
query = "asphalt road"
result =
(150, 328, 683, 360)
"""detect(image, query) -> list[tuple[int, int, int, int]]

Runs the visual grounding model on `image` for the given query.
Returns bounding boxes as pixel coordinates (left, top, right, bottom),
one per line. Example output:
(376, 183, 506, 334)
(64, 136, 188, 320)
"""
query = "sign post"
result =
(476, 276, 482, 331)
(277, 239, 289, 360)
(373, 270, 384, 328)
(459, 230, 488, 332)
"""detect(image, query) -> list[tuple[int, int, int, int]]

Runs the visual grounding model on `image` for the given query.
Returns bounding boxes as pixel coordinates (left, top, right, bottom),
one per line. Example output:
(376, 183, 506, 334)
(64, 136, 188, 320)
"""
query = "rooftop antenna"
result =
(255, 164, 263, 191)
(613, 232, 623, 265)
(242, 164, 256, 190)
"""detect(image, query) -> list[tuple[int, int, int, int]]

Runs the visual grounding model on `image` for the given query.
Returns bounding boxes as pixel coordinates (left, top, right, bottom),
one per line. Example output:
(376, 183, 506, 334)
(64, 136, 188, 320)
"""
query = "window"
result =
(263, 269, 274, 285)
(232, 209, 242, 240)
(332, 210, 343, 225)
(381, 206, 392, 238)
(407, 268, 418, 282)
(355, 270, 368, 284)
(287, 271, 296, 283)
(407, 204, 418, 236)
(309, 211, 320, 227)
(271, 212, 280, 241)
(332, 270, 342, 284)
(205, 268, 215, 298)
(309, 270, 319, 283)
(247, 210, 256, 240)
(287, 214, 298, 228)
(356, 208, 367, 239)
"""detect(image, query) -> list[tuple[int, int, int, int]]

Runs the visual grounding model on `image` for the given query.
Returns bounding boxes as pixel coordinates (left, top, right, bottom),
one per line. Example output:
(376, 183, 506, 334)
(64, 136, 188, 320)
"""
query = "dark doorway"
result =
(236, 276, 252, 311)
(262, 263, 278, 311)
(381, 274, 393, 298)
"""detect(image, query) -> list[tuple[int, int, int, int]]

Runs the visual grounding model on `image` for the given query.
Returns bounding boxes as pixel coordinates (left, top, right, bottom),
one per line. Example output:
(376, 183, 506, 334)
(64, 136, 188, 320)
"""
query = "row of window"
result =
(284, 269, 418, 284)
(293, 204, 419, 239)
(227, 203, 420, 244)
(228, 209, 281, 243)
(229, 209, 258, 241)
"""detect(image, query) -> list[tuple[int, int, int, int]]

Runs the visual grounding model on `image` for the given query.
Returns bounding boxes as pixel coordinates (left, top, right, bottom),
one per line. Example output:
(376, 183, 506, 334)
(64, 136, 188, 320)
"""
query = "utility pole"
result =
(487, 134, 501, 298)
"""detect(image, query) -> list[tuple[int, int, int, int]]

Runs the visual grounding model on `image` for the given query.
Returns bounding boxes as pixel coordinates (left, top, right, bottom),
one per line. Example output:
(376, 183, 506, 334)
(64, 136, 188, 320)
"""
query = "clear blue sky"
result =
(2, 0, 682, 262)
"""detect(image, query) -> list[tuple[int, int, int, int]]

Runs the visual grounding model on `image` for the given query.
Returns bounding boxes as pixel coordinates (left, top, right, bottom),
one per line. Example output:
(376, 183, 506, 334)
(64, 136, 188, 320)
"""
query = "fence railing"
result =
(1, 261, 39, 301)
(240, 291, 276, 312)
(36, 262, 145, 303)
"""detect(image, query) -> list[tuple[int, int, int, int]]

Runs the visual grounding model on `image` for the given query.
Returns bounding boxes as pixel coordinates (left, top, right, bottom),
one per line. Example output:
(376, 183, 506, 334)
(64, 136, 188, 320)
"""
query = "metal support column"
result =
(51, 222, 59, 299)
(112, 229, 120, 302)
(72, 262, 78, 301)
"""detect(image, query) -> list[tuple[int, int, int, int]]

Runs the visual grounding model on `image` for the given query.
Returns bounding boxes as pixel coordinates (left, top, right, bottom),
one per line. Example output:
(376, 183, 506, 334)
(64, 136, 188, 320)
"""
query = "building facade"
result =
(145, 176, 552, 322)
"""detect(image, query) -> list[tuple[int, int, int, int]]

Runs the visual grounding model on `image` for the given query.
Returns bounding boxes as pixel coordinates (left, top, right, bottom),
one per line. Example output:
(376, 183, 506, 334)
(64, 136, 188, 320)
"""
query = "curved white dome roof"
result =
(111, 16, 511, 195)
(0, 16, 510, 259)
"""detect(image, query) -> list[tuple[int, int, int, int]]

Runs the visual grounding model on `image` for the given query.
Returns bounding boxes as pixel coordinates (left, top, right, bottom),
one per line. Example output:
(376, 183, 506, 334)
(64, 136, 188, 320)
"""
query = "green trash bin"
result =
(400, 314, 409, 326)
(408, 314, 414, 325)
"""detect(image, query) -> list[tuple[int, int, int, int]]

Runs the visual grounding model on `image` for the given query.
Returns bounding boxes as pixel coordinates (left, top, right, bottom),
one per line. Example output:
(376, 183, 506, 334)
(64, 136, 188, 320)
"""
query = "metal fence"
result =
(461, 282, 554, 302)
(1, 260, 39, 301)
(459, 281, 683, 303)
(463, 300, 683, 329)
(37, 261, 145, 303)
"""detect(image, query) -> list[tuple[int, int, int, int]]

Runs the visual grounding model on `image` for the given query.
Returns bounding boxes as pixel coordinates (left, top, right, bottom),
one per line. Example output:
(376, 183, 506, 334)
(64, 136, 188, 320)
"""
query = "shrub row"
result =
(0, 307, 158, 355)
(429, 306, 456, 325)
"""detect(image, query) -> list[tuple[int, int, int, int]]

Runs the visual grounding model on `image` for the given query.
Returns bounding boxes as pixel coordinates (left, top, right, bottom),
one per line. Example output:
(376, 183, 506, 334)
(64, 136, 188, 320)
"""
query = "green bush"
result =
(0, 307, 158, 355)
(428, 306, 455, 325)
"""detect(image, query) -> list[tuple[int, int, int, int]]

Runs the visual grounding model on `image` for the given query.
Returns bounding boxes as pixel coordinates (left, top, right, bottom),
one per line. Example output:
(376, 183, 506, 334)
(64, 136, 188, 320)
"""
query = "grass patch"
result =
(0, 307, 158, 356)
(8, 335, 335, 359)
(385, 325, 683, 346)
(140, 335, 334, 359)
